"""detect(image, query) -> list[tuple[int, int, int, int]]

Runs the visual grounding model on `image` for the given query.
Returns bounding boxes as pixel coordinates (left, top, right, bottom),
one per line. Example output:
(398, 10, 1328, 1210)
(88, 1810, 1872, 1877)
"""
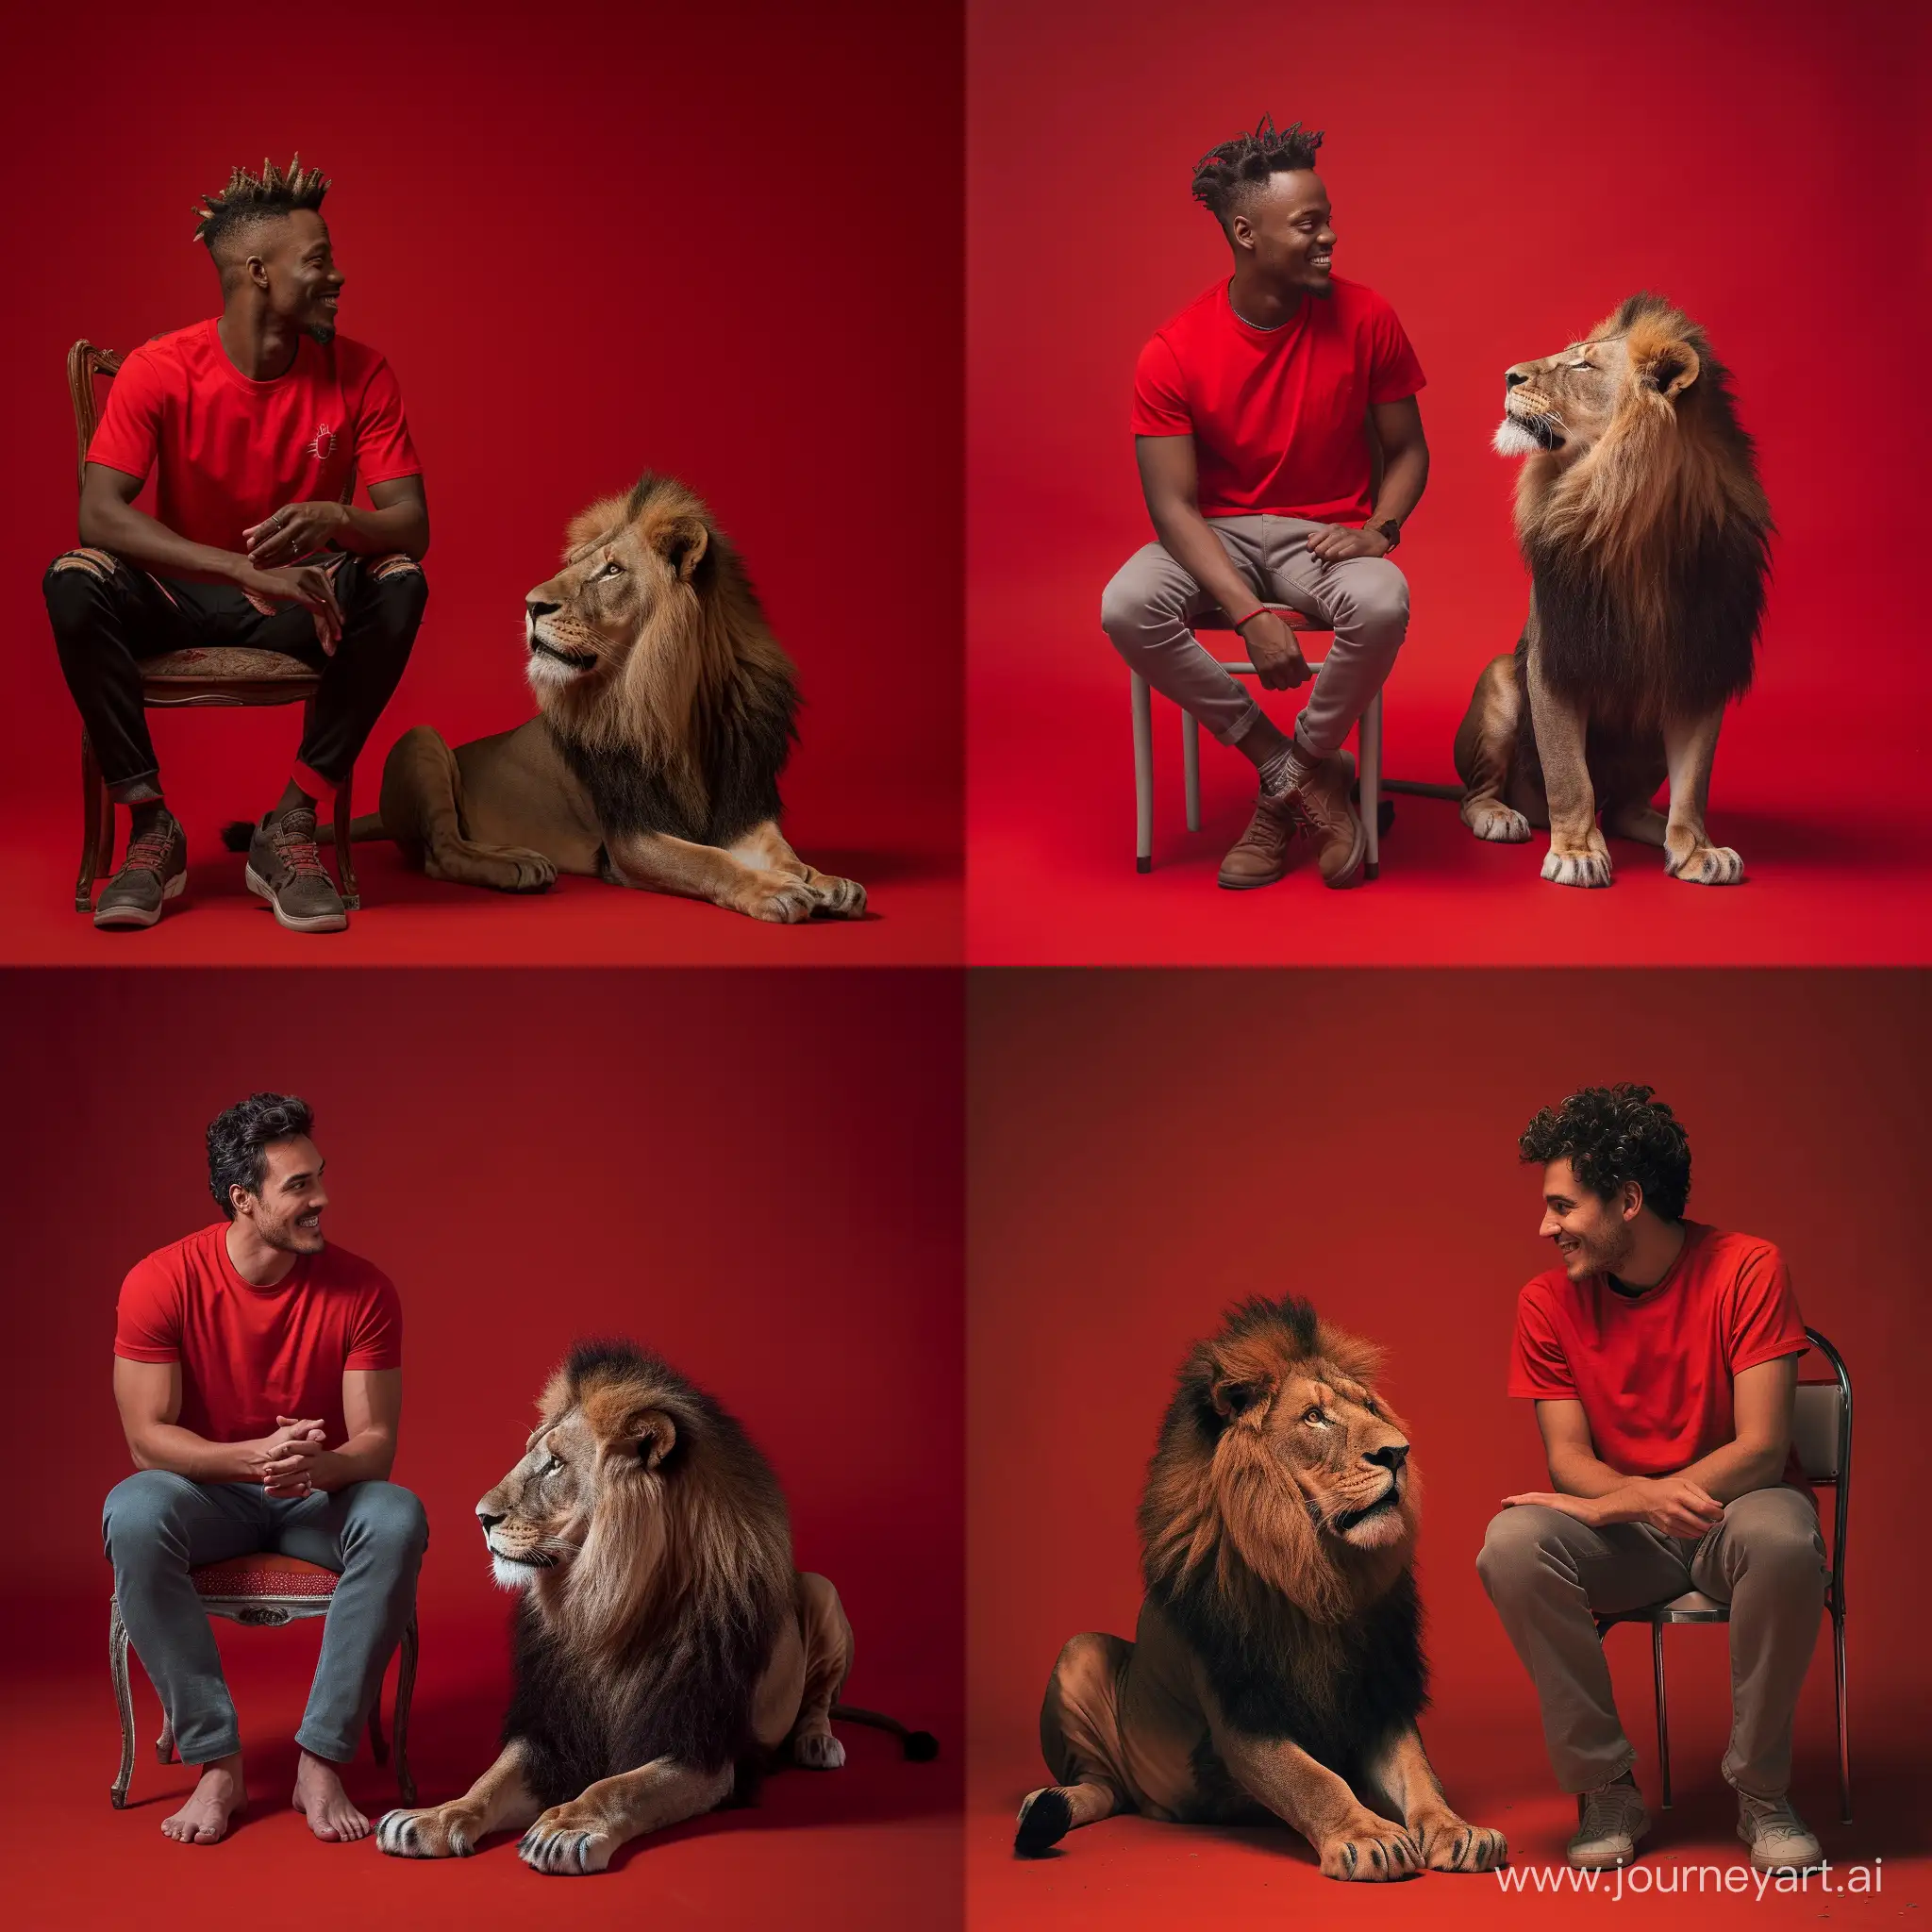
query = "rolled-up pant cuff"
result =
(293, 1724, 355, 1764)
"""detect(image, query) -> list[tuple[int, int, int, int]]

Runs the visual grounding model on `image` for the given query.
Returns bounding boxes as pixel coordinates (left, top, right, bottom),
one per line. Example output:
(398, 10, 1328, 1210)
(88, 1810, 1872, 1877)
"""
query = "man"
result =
(45, 156, 430, 933)
(1477, 1084, 1828, 1875)
(103, 1093, 426, 1846)
(1103, 116, 1428, 891)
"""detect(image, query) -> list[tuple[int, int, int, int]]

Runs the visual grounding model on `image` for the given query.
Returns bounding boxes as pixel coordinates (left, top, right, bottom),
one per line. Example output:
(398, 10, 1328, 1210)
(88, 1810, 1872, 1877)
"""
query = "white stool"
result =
(1130, 607, 1382, 877)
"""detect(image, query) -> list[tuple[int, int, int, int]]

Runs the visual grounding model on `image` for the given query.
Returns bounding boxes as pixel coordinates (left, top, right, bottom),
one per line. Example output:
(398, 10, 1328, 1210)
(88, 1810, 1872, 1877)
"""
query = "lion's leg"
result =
(1362, 1725, 1507, 1874)
(606, 828, 832, 924)
(729, 820, 866, 920)
(1454, 654, 1532, 843)
(376, 1740, 542, 1859)
(1659, 706, 1743, 885)
(790, 1572, 856, 1770)
(1015, 1633, 1134, 1856)
(379, 726, 557, 893)
(1524, 641, 1612, 889)
(518, 1757, 734, 1876)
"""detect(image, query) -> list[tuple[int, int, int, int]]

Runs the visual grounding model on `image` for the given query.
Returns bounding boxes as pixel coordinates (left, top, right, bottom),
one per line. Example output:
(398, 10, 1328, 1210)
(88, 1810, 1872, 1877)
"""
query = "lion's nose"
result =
(1505, 369, 1530, 390)
(476, 1509, 504, 1533)
(1366, 1442, 1408, 1474)
(525, 598, 560, 620)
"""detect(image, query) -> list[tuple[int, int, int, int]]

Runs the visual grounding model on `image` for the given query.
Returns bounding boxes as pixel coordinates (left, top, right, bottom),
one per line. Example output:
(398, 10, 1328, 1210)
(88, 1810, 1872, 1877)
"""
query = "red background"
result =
(0, 968, 962, 1927)
(0, 0, 962, 965)
(967, 0, 1932, 964)
(967, 969, 1929, 1925)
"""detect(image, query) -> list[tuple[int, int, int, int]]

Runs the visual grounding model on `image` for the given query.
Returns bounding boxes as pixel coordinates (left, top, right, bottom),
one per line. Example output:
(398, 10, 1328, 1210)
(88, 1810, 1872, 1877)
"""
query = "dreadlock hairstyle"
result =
(1191, 115, 1325, 232)
(192, 155, 331, 259)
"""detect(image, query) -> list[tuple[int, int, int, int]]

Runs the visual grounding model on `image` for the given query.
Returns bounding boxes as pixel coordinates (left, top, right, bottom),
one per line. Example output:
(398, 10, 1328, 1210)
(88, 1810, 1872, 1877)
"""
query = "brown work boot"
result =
(243, 808, 349, 933)
(1283, 749, 1368, 889)
(1217, 791, 1303, 890)
(93, 810, 188, 929)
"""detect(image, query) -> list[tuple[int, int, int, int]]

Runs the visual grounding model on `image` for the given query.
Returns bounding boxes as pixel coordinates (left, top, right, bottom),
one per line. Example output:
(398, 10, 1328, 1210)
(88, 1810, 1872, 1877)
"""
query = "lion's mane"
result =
(1518, 292, 1773, 726)
(499, 1339, 794, 1807)
(1138, 1297, 1427, 1774)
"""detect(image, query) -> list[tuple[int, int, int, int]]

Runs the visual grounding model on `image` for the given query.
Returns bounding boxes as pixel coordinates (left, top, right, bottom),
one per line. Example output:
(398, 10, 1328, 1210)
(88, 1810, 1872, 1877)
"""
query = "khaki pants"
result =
(1476, 1488, 1826, 1799)
(1100, 516, 1408, 758)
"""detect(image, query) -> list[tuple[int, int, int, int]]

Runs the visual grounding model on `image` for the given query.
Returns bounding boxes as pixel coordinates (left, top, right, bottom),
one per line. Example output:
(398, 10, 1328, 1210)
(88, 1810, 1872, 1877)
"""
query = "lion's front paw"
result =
(808, 873, 867, 919)
(1666, 841, 1744, 886)
(1415, 1811, 1508, 1873)
(376, 1803, 484, 1859)
(1541, 837, 1614, 889)
(742, 874, 818, 924)
(1465, 802, 1531, 843)
(1317, 1811, 1422, 1882)
(792, 1728, 846, 1770)
(519, 1806, 613, 1875)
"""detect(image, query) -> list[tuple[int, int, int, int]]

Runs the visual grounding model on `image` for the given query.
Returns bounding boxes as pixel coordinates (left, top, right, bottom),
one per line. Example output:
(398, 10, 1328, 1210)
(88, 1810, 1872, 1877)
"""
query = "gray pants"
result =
(102, 1471, 428, 1767)
(1100, 516, 1409, 757)
(1476, 1488, 1826, 1799)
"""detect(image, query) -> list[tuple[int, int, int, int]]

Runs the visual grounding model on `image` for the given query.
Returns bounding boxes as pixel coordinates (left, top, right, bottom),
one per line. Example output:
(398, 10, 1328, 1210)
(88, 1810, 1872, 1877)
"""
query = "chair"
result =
(1593, 1326, 1852, 1822)
(65, 341, 360, 914)
(108, 1553, 418, 1808)
(1129, 611, 1383, 878)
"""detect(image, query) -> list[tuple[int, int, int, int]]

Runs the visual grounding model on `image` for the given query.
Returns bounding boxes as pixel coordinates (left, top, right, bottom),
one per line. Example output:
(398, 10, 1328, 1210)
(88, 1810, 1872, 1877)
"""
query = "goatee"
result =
(307, 321, 337, 346)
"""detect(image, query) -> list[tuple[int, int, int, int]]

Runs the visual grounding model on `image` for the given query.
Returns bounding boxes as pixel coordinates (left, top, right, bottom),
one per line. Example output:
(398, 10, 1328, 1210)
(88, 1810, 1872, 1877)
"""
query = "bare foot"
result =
(291, 1748, 370, 1842)
(161, 1753, 246, 1844)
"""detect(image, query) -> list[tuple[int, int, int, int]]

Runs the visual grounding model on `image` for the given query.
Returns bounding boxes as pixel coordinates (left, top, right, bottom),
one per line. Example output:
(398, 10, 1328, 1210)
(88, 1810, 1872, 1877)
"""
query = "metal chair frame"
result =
(108, 1566, 417, 1809)
(1592, 1325, 1852, 1823)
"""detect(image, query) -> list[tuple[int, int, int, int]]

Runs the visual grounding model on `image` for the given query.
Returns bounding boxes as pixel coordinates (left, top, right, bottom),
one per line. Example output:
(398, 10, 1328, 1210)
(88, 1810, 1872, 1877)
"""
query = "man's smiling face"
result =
(1538, 1157, 1635, 1282)
(237, 1134, 329, 1255)
(1230, 169, 1336, 297)
(260, 208, 344, 343)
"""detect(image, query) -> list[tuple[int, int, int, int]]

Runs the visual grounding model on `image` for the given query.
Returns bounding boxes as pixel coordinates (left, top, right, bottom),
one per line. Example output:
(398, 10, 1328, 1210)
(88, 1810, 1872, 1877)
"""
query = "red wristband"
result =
(1230, 607, 1274, 630)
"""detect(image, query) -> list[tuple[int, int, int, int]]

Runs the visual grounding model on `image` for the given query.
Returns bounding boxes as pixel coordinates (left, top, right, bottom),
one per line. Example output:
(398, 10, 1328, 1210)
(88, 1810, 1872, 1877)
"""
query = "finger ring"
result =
(272, 510, 287, 530)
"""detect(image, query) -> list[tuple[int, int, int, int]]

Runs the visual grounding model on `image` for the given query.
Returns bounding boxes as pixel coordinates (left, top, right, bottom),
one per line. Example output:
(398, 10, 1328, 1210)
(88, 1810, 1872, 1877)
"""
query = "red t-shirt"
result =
(1508, 1223, 1812, 1500)
(1131, 275, 1425, 522)
(114, 1223, 402, 1445)
(88, 320, 422, 555)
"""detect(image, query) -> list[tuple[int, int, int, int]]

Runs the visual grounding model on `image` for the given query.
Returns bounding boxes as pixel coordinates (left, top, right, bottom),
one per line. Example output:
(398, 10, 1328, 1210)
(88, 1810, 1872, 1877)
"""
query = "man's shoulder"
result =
(114, 322, 215, 384)
(328, 335, 394, 385)
(1145, 282, 1226, 351)
(1689, 1224, 1783, 1279)
(1325, 275, 1400, 325)
(125, 1222, 225, 1288)
(1517, 1264, 1574, 1317)
(312, 1241, 395, 1295)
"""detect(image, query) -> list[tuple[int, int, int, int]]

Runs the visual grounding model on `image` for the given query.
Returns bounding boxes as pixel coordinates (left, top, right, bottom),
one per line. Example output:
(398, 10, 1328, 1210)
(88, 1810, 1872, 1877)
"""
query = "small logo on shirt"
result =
(307, 421, 336, 461)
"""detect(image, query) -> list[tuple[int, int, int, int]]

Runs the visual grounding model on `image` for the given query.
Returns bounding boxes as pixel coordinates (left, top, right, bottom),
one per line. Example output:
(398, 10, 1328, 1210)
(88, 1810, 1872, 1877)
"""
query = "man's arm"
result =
(1675, 1357, 1798, 1503)
(1305, 397, 1429, 563)
(243, 475, 430, 570)
(258, 1368, 401, 1497)
(112, 1357, 321, 1486)
(1135, 434, 1310, 691)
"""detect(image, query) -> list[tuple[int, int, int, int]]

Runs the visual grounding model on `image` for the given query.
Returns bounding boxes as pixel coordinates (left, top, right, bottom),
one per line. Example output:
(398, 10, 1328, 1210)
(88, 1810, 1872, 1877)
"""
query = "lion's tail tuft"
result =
(1013, 1787, 1074, 1857)
(829, 1702, 940, 1761)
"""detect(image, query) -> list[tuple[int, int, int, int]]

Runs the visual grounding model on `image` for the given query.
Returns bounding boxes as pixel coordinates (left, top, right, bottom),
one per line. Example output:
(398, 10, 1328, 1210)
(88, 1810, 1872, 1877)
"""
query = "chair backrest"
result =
(68, 340, 122, 492)
(1795, 1326, 1852, 1614)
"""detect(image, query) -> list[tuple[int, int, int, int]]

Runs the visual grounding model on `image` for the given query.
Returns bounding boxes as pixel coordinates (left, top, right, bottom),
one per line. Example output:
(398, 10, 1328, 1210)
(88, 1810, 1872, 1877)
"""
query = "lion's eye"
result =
(542, 1455, 566, 1475)
(1301, 1406, 1326, 1426)
(597, 560, 625, 580)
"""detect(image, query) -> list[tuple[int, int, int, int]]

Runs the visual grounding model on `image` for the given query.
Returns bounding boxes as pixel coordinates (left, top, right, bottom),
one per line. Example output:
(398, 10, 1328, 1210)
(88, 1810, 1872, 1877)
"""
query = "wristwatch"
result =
(1374, 518, 1402, 553)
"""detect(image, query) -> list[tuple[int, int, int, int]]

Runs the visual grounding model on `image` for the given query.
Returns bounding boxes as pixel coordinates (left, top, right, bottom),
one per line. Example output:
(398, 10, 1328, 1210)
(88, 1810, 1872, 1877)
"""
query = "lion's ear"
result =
(1635, 337, 1700, 399)
(1209, 1374, 1274, 1424)
(651, 513, 710, 582)
(617, 1407, 677, 1471)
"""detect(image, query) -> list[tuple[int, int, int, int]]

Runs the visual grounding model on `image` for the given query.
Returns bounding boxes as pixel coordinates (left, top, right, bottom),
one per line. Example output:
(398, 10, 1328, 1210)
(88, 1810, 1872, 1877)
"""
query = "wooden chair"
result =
(65, 341, 359, 914)
(108, 1553, 418, 1808)
(1593, 1327, 1853, 1823)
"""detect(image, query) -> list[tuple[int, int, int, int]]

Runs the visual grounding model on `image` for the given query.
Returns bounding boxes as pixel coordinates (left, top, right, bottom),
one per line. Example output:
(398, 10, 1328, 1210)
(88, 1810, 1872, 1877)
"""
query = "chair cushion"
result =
(142, 647, 315, 683)
(189, 1555, 340, 1598)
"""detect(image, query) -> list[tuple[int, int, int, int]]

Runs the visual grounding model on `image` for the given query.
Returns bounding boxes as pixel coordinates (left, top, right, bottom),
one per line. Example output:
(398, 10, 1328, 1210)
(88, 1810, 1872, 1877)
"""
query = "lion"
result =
(375, 1340, 935, 1875)
(1014, 1297, 1505, 1883)
(371, 473, 864, 923)
(1455, 293, 1772, 888)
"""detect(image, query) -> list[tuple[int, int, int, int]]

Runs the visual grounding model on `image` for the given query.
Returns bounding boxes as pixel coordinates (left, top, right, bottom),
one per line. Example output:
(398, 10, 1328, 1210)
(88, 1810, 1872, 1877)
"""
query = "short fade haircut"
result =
(207, 1092, 315, 1219)
(192, 155, 330, 260)
(1519, 1084, 1691, 1223)
(1191, 115, 1325, 232)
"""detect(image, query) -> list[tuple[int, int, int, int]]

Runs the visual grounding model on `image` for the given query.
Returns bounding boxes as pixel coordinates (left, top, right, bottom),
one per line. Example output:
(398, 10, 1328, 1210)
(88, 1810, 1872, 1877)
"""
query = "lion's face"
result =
(1493, 303, 1703, 465)
(1246, 1359, 1413, 1553)
(522, 491, 711, 702)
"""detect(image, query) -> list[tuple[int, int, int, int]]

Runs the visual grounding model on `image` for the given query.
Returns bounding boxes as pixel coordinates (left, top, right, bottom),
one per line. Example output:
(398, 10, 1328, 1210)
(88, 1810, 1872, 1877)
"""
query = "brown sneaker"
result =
(1283, 750, 1368, 889)
(1217, 792, 1303, 890)
(244, 808, 348, 933)
(93, 812, 188, 929)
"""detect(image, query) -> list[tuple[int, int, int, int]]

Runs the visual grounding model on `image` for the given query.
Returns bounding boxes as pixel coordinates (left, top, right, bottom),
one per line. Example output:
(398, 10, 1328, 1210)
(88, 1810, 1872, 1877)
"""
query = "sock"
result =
(127, 800, 171, 841)
(1256, 738, 1318, 799)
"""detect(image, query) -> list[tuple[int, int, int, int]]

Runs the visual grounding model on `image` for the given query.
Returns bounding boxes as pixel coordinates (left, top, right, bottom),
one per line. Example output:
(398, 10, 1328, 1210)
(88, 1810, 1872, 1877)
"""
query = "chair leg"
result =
(334, 763, 360, 910)
(1131, 673, 1154, 873)
(1360, 689, 1382, 881)
(1182, 711, 1202, 834)
(77, 731, 107, 913)
(393, 1612, 419, 1807)
(1652, 1620, 1672, 1809)
(1834, 1608, 1850, 1824)
(109, 1597, 136, 1808)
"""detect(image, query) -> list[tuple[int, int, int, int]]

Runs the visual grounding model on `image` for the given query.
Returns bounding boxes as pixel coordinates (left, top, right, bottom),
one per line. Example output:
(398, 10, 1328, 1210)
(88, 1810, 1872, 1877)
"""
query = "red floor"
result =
(966, 677, 1932, 966)
(0, 1624, 961, 1931)
(0, 803, 962, 966)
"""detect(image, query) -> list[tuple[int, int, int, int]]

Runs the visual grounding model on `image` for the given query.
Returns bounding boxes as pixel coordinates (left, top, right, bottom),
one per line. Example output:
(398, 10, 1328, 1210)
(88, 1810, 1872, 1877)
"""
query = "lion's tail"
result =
(830, 1702, 940, 1761)
(219, 812, 389, 853)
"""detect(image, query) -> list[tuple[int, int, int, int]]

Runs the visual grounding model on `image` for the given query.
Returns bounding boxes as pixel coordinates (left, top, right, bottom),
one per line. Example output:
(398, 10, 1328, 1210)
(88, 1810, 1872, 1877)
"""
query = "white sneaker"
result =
(1737, 1791, 1824, 1872)
(1567, 1774, 1650, 1870)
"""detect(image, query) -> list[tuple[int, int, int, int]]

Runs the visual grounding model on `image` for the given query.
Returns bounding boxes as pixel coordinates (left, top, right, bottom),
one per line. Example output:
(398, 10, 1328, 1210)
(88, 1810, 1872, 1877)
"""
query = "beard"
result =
(1574, 1219, 1635, 1279)
(258, 1210, 325, 1255)
(307, 320, 337, 346)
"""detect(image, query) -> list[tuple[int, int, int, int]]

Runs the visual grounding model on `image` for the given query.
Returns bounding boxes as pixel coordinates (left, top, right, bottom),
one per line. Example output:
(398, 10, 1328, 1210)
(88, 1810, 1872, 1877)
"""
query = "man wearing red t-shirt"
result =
(103, 1093, 426, 1849)
(1476, 1085, 1828, 1876)
(44, 157, 429, 934)
(1102, 117, 1429, 890)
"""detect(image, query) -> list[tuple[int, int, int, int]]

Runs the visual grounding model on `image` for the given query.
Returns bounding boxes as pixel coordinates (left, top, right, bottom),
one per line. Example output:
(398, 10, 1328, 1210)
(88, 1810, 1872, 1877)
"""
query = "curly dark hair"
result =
(1519, 1084, 1691, 1222)
(1191, 115, 1325, 230)
(192, 155, 330, 259)
(207, 1092, 315, 1219)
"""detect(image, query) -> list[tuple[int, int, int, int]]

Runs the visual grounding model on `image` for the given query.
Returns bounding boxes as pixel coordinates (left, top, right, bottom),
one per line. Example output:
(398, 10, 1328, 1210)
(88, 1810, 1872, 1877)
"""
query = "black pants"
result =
(43, 550, 427, 804)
